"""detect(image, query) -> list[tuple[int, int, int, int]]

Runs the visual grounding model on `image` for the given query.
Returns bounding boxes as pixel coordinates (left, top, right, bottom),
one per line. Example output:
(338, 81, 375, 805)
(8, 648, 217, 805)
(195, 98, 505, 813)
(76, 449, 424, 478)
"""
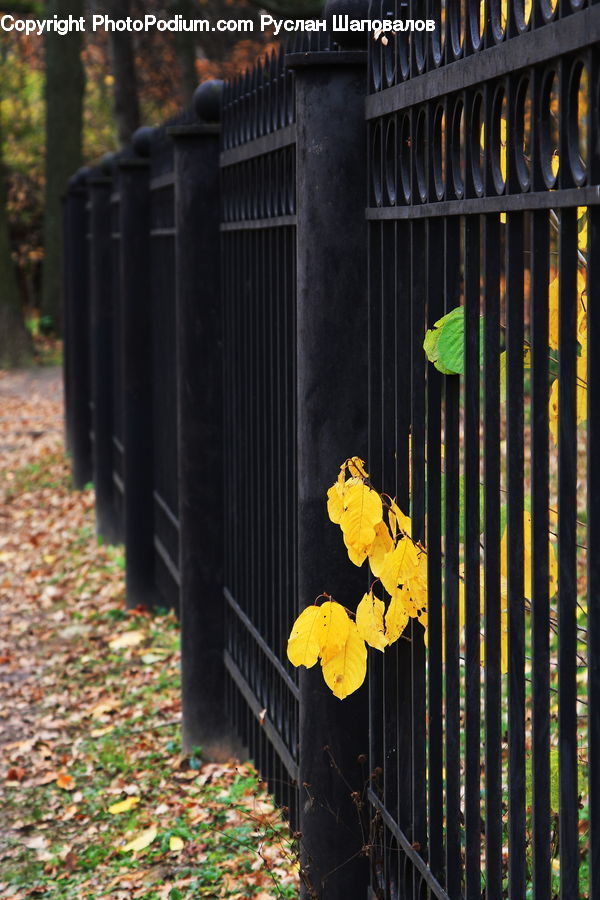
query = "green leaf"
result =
(423, 306, 485, 376)
(437, 309, 466, 375)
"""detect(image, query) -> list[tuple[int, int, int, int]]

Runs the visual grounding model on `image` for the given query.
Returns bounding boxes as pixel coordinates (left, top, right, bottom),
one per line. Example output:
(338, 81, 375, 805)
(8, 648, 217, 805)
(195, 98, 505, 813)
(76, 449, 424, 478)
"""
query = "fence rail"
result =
(63, 3, 599, 896)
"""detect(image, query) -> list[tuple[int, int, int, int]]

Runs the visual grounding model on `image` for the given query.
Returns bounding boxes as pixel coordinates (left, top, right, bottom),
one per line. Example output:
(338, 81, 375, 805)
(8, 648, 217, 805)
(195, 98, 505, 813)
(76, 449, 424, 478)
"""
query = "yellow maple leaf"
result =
(321, 621, 367, 699)
(169, 835, 184, 852)
(385, 589, 410, 644)
(120, 825, 157, 854)
(108, 796, 140, 815)
(355, 592, 387, 651)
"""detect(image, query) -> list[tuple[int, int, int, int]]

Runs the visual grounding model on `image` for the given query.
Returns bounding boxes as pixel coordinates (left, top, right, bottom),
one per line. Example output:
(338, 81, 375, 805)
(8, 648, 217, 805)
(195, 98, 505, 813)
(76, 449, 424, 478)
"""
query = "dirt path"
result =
(0, 368, 64, 750)
(0, 367, 298, 900)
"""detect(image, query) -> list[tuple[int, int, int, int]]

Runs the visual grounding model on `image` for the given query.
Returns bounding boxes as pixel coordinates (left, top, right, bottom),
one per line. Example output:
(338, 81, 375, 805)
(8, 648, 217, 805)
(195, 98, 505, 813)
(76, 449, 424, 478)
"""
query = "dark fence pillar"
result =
(288, 39, 370, 900)
(89, 174, 119, 540)
(170, 82, 240, 757)
(118, 135, 155, 609)
(64, 170, 93, 489)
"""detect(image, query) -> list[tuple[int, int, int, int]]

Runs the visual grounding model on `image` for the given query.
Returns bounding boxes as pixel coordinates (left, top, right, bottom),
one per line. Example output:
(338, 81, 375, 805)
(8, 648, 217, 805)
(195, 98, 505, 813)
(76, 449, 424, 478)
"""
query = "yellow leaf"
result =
(120, 825, 157, 854)
(367, 521, 394, 576)
(378, 537, 420, 598)
(169, 835, 184, 852)
(287, 601, 350, 668)
(109, 631, 145, 650)
(549, 377, 559, 444)
(287, 606, 324, 669)
(549, 277, 559, 350)
(355, 592, 387, 651)
(108, 796, 140, 815)
(388, 499, 411, 539)
(385, 589, 410, 644)
(346, 456, 369, 479)
(578, 206, 588, 253)
(551, 151, 559, 178)
(321, 622, 367, 699)
(326, 475, 360, 525)
(318, 601, 351, 664)
(339, 482, 383, 565)
(343, 531, 370, 567)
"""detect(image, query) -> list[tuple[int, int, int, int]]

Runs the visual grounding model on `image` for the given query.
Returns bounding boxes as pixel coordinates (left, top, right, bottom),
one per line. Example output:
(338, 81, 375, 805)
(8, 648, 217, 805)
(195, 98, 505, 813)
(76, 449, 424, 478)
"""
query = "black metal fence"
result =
(221, 49, 300, 824)
(62, 3, 599, 897)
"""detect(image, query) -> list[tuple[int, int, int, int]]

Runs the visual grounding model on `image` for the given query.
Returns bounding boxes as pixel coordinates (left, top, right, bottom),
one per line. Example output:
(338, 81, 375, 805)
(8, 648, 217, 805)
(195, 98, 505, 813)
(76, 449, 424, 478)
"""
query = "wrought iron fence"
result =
(148, 123, 181, 610)
(62, 5, 600, 895)
(220, 48, 300, 824)
(366, 0, 599, 898)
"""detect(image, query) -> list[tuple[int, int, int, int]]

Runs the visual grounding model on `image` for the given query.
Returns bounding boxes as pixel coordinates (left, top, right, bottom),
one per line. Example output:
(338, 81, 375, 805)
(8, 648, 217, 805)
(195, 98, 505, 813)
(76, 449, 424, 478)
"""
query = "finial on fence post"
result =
(193, 79, 224, 124)
(68, 166, 91, 190)
(132, 126, 155, 157)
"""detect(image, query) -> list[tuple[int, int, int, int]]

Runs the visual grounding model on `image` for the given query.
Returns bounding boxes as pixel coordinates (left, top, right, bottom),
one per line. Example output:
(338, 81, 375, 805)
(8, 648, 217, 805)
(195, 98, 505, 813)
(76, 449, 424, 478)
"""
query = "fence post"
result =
(169, 81, 240, 757)
(64, 168, 93, 489)
(287, 18, 370, 900)
(118, 133, 156, 609)
(88, 170, 119, 540)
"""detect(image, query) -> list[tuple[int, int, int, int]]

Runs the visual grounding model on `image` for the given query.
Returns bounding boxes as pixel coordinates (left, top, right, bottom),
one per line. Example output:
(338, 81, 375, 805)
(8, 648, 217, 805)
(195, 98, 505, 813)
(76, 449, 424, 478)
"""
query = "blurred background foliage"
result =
(0, 0, 283, 364)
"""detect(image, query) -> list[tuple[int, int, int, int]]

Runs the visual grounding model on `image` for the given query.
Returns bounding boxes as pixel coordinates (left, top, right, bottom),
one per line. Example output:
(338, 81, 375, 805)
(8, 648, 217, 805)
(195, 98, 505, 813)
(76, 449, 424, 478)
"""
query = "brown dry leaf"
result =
(108, 631, 145, 650)
(56, 773, 75, 791)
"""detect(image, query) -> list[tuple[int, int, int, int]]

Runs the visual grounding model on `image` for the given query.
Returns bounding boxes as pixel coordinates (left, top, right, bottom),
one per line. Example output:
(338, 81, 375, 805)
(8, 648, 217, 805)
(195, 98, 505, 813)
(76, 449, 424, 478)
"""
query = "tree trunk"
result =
(105, 0, 140, 146)
(170, 0, 198, 106)
(41, 0, 84, 334)
(0, 158, 30, 367)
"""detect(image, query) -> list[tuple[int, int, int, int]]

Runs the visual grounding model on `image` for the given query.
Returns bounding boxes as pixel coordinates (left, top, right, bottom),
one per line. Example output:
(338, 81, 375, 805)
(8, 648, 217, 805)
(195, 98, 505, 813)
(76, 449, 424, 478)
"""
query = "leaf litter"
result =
(0, 368, 299, 899)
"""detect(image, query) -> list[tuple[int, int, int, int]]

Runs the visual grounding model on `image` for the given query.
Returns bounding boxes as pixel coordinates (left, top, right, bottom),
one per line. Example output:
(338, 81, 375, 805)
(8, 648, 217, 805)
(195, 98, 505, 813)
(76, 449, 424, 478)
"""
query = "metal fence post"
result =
(287, 22, 370, 900)
(169, 81, 240, 757)
(88, 171, 119, 541)
(118, 133, 156, 608)
(64, 168, 93, 489)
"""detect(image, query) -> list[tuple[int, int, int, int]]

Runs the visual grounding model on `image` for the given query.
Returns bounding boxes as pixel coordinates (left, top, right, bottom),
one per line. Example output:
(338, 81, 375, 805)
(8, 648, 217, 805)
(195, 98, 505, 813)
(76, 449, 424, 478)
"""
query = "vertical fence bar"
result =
(558, 206, 579, 899)
(170, 82, 240, 758)
(588, 202, 600, 900)
(88, 171, 119, 542)
(64, 169, 93, 489)
(118, 132, 155, 607)
(588, 42, 600, 891)
(288, 34, 369, 899)
(506, 209, 526, 899)
(531, 207, 551, 900)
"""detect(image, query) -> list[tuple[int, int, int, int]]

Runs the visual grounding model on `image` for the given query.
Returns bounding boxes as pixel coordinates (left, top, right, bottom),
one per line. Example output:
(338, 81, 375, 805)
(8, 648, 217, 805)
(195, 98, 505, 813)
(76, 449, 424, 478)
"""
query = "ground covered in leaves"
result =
(0, 368, 299, 899)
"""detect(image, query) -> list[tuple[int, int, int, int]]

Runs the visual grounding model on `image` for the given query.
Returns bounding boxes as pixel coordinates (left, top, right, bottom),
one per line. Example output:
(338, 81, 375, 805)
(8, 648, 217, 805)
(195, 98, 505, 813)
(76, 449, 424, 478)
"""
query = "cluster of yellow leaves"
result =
(287, 600, 366, 699)
(287, 458, 427, 699)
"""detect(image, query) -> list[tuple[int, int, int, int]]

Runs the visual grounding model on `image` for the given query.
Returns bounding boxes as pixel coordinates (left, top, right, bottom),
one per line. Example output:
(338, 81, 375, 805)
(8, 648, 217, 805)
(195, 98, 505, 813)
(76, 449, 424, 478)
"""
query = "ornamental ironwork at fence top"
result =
(62, 2, 599, 896)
